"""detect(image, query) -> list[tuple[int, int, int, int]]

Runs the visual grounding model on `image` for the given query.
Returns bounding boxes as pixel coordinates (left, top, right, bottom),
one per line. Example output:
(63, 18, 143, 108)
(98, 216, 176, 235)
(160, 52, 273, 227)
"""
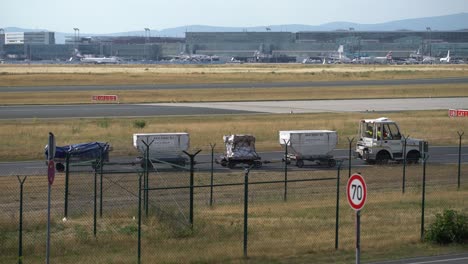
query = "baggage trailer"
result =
(217, 134, 262, 169)
(133, 133, 189, 168)
(279, 130, 338, 168)
(44, 142, 111, 172)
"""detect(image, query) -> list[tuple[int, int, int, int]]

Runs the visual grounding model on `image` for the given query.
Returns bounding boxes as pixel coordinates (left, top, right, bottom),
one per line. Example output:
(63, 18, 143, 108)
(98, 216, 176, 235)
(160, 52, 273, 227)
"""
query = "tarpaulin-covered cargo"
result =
(218, 134, 262, 169)
(223, 134, 260, 160)
(45, 142, 110, 161)
(44, 142, 110, 171)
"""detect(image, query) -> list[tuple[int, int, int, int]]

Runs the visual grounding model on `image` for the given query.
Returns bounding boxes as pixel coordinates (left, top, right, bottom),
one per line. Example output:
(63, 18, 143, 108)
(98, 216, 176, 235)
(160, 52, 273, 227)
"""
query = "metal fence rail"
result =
(0, 142, 466, 263)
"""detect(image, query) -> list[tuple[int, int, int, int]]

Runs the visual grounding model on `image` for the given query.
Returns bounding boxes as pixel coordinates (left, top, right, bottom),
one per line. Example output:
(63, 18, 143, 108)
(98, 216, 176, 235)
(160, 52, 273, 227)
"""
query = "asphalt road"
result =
(1, 77, 468, 92)
(0, 104, 258, 119)
(370, 253, 468, 264)
(1, 97, 467, 119)
(2, 146, 466, 176)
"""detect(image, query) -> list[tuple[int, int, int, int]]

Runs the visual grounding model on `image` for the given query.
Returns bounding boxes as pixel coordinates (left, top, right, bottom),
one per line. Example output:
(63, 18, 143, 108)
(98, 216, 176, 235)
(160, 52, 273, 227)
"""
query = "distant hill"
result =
(4, 13, 468, 44)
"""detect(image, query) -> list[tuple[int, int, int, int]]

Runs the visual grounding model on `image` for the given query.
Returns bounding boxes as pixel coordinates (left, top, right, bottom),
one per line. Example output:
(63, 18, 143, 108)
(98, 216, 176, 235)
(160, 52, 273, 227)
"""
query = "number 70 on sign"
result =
(347, 174, 367, 211)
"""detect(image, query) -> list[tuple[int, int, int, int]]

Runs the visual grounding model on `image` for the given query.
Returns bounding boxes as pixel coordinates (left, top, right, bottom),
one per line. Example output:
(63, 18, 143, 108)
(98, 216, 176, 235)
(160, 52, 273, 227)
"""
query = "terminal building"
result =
(4, 31, 55, 45)
(1, 30, 468, 62)
(186, 31, 468, 61)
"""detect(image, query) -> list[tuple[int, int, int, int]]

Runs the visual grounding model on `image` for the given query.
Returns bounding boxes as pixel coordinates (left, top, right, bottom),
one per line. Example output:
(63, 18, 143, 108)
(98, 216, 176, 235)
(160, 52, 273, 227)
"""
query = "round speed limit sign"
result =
(347, 173, 367, 211)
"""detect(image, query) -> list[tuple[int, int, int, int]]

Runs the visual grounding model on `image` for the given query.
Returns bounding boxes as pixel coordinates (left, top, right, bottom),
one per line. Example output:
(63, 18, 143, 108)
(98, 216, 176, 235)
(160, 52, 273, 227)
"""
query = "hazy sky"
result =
(2, 0, 468, 33)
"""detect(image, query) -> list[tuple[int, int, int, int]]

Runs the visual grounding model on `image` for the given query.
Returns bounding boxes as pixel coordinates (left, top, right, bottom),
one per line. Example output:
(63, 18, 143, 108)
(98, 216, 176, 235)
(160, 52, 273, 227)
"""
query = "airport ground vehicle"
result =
(217, 134, 262, 169)
(133, 133, 189, 168)
(44, 142, 110, 172)
(279, 130, 337, 168)
(355, 117, 428, 164)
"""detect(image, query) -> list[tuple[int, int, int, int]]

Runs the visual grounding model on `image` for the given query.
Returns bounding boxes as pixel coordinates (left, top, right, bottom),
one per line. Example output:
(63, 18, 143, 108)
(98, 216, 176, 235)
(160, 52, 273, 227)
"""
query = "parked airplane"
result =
(373, 51, 393, 63)
(440, 50, 451, 63)
(80, 57, 121, 64)
(169, 53, 219, 63)
(69, 49, 121, 64)
(353, 51, 392, 64)
(422, 56, 436, 64)
(326, 45, 352, 63)
(302, 56, 325, 64)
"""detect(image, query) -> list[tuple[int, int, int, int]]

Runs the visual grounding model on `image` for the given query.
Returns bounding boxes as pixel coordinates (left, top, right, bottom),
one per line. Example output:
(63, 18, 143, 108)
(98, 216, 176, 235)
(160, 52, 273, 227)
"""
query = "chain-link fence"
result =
(1, 141, 467, 263)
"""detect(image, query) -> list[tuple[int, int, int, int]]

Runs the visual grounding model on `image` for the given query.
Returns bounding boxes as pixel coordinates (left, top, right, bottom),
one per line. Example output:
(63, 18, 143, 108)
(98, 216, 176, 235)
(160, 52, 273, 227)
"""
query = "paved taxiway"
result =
(1, 77, 467, 92)
(1, 97, 467, 119)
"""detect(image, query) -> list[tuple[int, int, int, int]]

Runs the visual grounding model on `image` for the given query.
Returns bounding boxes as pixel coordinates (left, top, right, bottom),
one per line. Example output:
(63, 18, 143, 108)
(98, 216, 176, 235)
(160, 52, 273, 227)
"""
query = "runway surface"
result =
(1, 77, 468, 92)
(1, 97, 467, 119)
(0, 104, 258, 119)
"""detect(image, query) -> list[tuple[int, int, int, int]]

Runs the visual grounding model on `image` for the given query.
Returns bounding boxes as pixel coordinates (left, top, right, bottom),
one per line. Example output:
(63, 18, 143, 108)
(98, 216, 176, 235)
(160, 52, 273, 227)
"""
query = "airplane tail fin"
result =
(337, 45, 344, 53)
(386, 51, 393, 60)
(441, 50, 451, 62)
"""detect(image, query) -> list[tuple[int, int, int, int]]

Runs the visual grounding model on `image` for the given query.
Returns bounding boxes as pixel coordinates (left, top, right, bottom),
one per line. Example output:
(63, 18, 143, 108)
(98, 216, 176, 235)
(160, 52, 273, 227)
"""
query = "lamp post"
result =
(0, 28, 4, 46)
(349, 27, 355, 54)
(426, 27, 432, 57)
(73, 28, 79, 48)
(144, 28, 150, 60)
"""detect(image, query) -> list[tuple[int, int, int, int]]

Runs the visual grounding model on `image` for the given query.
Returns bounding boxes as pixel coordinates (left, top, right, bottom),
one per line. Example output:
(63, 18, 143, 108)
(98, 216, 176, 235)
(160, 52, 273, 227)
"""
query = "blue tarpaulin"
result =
(45, 142, 110, 162)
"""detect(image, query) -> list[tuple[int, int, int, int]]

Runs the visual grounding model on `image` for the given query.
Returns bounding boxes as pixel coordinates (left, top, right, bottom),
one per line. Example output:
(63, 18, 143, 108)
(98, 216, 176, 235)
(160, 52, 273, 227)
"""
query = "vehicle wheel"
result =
(376, 151, 390, 165)
(56, 163, 65, 172)
(227, 162, 236, 169)
(254, 161, 262, 169)
(220, 159, 227, 167)
(92, 162, 101, 170)
(140, 159, 154, 169)
(406, 151, 420, 164)
(328, 159, 337, 168)
(296, 159, 304, 168)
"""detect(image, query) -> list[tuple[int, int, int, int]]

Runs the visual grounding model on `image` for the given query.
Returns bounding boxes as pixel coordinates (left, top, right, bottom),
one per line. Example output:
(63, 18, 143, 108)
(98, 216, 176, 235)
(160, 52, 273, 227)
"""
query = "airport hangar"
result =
(1, 30, 468, 61)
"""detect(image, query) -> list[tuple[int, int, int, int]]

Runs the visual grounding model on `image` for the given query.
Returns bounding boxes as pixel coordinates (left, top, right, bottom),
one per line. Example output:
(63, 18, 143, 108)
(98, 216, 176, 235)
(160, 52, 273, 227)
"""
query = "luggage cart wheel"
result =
(328, 159, 337, 168)
(254, 161, 263, 169)
(296, 160, 304, 168)
(228, 162, 236, 169)
(56, 163, 65, 172)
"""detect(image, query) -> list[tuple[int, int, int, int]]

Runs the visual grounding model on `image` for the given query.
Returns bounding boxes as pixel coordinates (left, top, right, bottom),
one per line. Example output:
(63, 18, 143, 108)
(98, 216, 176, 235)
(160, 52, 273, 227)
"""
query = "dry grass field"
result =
(0, 64, 467, 87)
(1, 83, 467, 105)
(0, 163, 467, 263)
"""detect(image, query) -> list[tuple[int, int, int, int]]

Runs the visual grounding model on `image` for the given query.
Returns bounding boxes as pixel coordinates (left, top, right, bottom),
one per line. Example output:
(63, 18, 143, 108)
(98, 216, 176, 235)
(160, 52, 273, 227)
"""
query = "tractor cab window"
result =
(361, 122, 375, 139)
(383, 123, 401, 140)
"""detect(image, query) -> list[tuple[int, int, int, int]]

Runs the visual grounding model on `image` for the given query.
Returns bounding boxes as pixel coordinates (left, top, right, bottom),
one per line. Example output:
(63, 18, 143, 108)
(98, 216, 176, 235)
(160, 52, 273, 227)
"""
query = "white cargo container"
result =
(279, 130, 338, 167)
(133, 133, 189, 166)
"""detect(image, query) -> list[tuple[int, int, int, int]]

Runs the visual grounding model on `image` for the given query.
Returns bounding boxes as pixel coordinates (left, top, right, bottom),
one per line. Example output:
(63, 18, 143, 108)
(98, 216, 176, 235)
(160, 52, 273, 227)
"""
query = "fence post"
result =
(335, 160, 343, 250)
(210, 143, 216, 206)
(137, 172, 143, 264)
(64, 152, 70, 219)
(183, 149, 202, 229)
(457, 131, 464, 190)
(402, 135, 409, 194)
(99, 144, 105, 218)
(348, 137, 355, 178)
(141, 139, 155, 217)
(243, 167, 251, 258)
(17, 176, 27, 264)
(420, 153, 429, 241)
(93, 166, 97, 237)
(283, 139, 289, 202)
